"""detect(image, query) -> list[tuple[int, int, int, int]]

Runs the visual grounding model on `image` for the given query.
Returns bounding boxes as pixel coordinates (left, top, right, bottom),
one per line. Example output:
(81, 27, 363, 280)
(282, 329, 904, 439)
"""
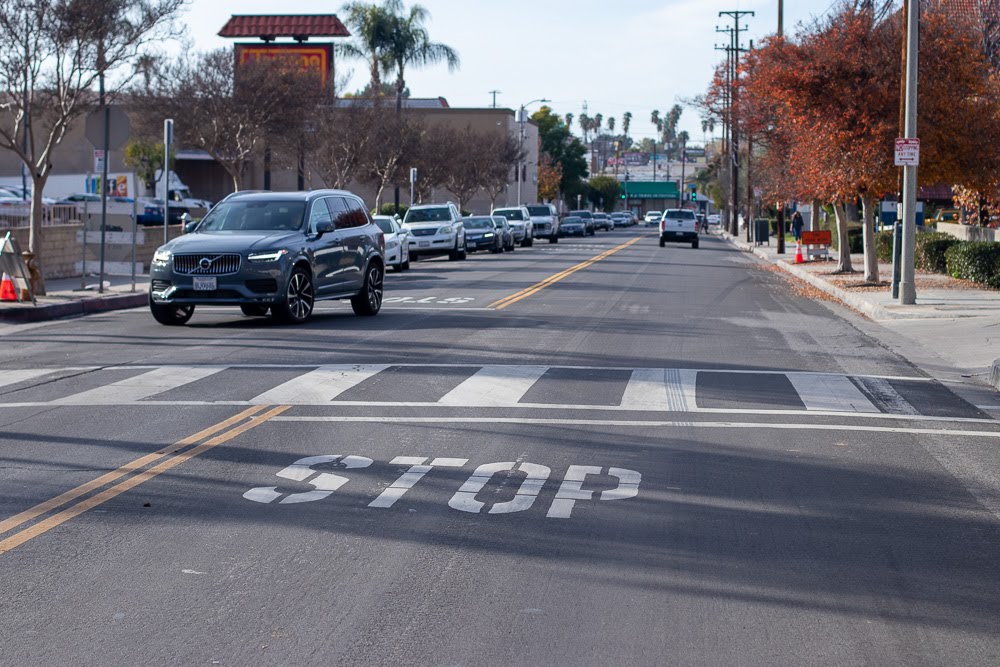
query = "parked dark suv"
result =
(148, 190, 385, 325)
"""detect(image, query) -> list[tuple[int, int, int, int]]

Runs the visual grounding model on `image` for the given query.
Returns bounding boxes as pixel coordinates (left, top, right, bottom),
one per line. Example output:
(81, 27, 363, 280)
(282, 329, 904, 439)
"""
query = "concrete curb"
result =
(718, 233, 899, 320)
(0, 291, 148, 323)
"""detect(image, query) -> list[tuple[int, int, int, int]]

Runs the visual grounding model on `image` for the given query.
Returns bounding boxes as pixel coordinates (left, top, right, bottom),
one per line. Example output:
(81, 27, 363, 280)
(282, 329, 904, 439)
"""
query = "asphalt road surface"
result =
(2, 229, 1000, 666)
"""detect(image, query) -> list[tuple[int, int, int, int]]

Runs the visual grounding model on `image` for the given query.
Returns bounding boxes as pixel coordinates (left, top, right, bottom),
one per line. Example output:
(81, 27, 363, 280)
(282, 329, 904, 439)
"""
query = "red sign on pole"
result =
(234, 43, 333, 87)
(894, 138, 920, 166)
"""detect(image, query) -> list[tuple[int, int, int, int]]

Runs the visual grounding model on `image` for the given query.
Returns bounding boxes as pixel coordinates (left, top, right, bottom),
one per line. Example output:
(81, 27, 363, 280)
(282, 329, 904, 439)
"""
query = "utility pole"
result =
(778, 0, 783, 38)
(489, 90, 501, 108)
(899, 0, 919, 304)
(714, 36, 732, 233)
(720, 10, 753, 240)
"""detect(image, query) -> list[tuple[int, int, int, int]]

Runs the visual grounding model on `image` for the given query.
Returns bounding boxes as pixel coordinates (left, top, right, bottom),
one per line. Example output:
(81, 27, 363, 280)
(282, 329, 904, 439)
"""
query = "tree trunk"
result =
(396, 69, 404, 114)
(28, 175, 47, 295)
(834, 201, 854, 273)
(861, 193, 879, 283)
(810, 198, 821, 231)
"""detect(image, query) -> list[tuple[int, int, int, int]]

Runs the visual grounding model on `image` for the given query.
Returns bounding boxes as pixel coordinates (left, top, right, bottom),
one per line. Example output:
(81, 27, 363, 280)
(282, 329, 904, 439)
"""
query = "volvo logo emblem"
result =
(199, 257, 213, 270)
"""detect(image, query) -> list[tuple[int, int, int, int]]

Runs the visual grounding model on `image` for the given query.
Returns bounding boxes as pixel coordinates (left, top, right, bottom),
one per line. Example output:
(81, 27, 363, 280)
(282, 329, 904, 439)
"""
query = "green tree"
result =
(587, 175, 620, 212)
(622, 111, 632, 137)
(123, 139, 170, 190)
(382, 0, 459, 112)
(531, 106, 588, 205)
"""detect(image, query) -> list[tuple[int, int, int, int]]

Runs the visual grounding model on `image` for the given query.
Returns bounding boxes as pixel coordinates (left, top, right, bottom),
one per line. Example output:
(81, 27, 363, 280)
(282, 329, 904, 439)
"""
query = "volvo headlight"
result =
(152, 249, 171, 264)
(248, 249, 288, 262)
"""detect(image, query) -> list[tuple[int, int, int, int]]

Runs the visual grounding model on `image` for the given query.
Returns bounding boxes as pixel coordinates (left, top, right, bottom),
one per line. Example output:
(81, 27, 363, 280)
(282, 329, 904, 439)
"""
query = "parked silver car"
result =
(403, 202, 467, 261)
(526, 203, 560, 243)
(148, 190, 386, 325)
(491, 206, 534, 247)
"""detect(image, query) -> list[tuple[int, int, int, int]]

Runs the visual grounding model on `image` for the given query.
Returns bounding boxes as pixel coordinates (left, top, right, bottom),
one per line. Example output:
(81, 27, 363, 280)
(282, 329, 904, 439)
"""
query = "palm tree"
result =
(340, 1, 397, 94)
(607, 116, 616, 134)
(701, 117, 716, 145)
(564, 112, 574, 130)
(622, 111, 632, 137)
(593, 113, 603, 135)
(382, 0, 460, 112)
(578, 113, 590, 141)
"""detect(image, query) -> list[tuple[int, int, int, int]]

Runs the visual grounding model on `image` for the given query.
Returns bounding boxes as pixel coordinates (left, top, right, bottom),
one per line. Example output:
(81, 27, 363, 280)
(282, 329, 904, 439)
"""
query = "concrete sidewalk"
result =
(0, 274, 148, 323)
(718, 230, 1000, 391)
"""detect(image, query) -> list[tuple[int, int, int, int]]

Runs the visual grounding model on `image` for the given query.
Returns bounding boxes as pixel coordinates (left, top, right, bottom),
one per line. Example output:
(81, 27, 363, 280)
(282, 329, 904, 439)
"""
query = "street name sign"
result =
(894, 138, 920, 166)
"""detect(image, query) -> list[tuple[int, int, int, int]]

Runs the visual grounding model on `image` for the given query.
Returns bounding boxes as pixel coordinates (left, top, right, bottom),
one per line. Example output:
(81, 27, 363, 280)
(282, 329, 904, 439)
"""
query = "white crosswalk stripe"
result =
(250, 365, 388, 405)
(438, 365, 548, 407)
(0, 363, 956, 418)
(53, 366, 226, 405)
(786, 373, 879, 413)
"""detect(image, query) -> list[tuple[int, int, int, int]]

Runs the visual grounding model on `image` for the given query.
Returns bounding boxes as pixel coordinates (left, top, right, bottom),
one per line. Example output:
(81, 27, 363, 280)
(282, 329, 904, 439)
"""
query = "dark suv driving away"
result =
(148, 190, 385, 325)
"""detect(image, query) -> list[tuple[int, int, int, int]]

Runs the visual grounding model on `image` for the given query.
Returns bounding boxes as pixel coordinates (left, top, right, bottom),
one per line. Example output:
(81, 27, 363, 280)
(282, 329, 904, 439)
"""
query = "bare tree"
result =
(480, 132, 521, 209)
(361, 106, 421, 208)
(0, 0, 183, 293)
(410, 123, 456, 203)
(307, 99, 380, 189)
(149, 49, 320, 192)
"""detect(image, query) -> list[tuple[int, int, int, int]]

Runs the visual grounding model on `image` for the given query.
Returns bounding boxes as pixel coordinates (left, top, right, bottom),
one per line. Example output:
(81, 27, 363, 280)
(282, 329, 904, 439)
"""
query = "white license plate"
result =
(419, 241, 430, 248)
(193, 277, 217, 291)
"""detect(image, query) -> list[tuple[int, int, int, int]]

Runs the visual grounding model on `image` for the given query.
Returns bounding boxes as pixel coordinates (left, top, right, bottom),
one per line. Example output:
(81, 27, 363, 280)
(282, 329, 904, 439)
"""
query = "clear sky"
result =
(175, 0, 842, 145)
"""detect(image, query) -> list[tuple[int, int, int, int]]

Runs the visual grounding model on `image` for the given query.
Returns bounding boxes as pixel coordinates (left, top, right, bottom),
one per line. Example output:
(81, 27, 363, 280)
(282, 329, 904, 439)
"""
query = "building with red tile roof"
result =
(218, 15, 350, 41)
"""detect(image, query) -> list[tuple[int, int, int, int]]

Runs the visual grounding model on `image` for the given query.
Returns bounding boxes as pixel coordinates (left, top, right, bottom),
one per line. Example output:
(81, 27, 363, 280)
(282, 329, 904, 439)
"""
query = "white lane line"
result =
(270, 415, 1000, 438)
(52, 366, 226, 405)
(438, 365, 548, 407)
(0, 368, 66, 390)
(250, 365, 387, 405)
(787, 373, 879, 413)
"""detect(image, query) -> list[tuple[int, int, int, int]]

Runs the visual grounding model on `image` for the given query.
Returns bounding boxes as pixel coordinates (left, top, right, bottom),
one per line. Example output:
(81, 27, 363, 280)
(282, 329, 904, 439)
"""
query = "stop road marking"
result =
(243, 455, 641, 519)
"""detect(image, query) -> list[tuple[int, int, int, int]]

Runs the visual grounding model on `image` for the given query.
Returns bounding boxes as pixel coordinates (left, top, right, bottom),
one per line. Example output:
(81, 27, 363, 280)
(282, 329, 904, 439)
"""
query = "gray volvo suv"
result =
(149, 190, 385, 325)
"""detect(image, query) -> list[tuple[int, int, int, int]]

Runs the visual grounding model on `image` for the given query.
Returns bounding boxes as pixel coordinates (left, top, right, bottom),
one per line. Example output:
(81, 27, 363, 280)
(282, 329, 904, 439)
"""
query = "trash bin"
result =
(754, 218, 770, 246)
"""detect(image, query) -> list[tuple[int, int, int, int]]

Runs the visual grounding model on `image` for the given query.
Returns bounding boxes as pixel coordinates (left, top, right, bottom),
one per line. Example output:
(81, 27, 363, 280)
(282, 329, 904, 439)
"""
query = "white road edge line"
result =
(0, 400, 995, 425)
(269, 415, 1000, 438)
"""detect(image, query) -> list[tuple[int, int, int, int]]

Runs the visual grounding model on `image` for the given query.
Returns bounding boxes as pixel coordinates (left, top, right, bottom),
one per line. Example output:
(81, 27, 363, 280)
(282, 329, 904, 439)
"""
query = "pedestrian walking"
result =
(791, 210, 804, 241)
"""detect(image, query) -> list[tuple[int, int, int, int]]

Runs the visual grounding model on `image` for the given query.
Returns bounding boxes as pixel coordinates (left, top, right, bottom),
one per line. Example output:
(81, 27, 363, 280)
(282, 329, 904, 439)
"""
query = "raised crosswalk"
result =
(0, 364, 987, 419)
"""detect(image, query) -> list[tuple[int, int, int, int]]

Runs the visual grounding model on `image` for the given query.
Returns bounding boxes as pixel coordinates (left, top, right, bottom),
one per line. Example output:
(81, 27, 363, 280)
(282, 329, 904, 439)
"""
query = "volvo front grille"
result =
(173, 254, 241, 275)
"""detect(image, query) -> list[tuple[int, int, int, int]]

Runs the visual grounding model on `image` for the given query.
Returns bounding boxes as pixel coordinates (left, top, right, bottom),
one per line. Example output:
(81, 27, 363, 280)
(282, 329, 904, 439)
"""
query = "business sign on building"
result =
(234, 43, 333, 86)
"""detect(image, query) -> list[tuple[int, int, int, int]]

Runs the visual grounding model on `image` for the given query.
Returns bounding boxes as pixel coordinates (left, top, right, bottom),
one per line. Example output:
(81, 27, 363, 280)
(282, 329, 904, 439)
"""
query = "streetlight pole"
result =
(517, 98, 549, 205)
(899, 0, 920, 304)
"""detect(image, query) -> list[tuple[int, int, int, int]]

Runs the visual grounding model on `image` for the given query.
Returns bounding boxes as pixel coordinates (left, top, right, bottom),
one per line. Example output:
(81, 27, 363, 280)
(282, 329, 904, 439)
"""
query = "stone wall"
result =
(6, 222, 184, 280)
(936, 222, 999, 243)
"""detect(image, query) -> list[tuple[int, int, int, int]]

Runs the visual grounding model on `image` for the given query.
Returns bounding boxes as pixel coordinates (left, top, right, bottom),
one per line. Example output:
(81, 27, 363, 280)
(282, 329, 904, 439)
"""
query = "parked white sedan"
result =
(373, 215, 411, 271)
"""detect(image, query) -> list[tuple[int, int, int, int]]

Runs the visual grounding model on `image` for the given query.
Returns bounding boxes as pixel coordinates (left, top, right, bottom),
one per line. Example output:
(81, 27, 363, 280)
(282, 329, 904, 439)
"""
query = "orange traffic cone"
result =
(794, 241, 805, 264)
(0, 272, 16, 301)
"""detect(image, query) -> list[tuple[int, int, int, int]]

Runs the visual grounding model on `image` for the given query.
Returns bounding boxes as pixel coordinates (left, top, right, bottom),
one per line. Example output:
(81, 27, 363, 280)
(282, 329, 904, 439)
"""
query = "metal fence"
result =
(0, 204, 78, 230)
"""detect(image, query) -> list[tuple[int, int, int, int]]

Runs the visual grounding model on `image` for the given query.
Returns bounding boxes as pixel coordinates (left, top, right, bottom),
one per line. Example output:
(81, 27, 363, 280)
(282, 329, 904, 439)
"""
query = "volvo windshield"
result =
(197, 200, 305, 233)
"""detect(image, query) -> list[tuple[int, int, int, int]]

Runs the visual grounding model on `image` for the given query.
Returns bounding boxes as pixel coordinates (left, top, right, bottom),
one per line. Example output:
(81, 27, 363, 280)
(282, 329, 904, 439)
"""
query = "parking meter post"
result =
(893, 220, 903, 297)
(131, 195, 137, 293)
(98, 73, 110, 294)
(81, 196, 89, 289)
(163, 119, 173, 245)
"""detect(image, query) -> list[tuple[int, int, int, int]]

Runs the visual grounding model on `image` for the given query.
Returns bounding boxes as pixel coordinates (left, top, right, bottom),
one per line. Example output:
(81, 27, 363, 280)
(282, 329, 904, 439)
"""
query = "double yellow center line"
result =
(489, 236, 646, 310)
(0, 404, 288, 556)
